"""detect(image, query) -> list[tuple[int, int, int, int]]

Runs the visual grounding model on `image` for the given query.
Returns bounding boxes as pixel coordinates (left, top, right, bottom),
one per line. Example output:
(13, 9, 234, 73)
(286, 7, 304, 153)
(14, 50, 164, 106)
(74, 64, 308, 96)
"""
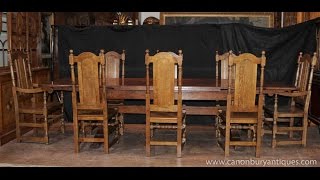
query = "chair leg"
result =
(73, 119, 79, 153)
(289, 117, 294, 138)
(150, 127, 154, 138)
(252, 126, 256, 142)
(225, 123, 230, 157)
(114, 116, 121, 143)
(302, 116, 308, 147)
(272, 116, 277, 148)
(119, 113, 124, 136)
(60, 91, 65, 134)
(256, 120, 262, 158)
(44, 116, 49, 144)
(15, 113, 21, 143)
(177, 124, 182, 158)
(183, 117, 186, 145)
(81, 121, 85, 136)
(60, 115, 65, 134)
(248, 128, 252, 139)
(215, 116, 220, 138)
(146, 122, 151, 157)
(33, 114, 38, 136)
(103, 119, 109, 154)
(177, 146, 182, 158)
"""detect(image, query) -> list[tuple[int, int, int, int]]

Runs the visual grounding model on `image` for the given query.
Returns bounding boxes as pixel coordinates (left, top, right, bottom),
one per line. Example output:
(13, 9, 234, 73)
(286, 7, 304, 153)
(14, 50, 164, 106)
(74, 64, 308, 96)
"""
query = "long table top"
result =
(41, 78, 296, 115)
(42, 78, 296, 100)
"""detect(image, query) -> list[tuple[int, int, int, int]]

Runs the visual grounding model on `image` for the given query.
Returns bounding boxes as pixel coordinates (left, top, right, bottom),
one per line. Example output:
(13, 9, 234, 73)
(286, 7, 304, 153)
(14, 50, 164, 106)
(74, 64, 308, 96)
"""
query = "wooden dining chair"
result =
(216, 51, 266, 157)
(263, 52, 317, 148)
(69, 50, 121, 153)
(9, 49, 64, 144)
(105, 50, 125, 86)
(215, 51, 236, 137)
(145, 49, 186, 157)
(105, 50, 125, 135)
(216, 51, 230, 81)
(215, 50, 239, 82)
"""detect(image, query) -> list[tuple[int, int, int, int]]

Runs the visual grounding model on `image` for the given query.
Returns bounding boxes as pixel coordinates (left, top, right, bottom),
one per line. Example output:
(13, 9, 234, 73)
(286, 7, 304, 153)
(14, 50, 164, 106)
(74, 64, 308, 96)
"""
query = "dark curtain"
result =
(56, 19, 317, 123)
(219, 22, 316, 83)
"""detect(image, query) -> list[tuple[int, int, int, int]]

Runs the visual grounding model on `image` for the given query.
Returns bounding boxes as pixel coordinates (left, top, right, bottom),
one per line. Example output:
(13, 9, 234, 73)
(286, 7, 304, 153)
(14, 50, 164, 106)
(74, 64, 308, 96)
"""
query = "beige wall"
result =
(139, 12, 160, 24)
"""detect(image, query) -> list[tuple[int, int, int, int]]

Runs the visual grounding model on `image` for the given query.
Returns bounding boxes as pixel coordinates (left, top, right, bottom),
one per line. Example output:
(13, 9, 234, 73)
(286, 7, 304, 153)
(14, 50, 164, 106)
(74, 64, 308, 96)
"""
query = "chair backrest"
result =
(295, 52, 317, 92)
(8, 49, 33, 89)
(69, 50, 105, 107)
(216, 51, 230, 80)
(145, 50, 183, 112)
(216, 51, 241, 81)
(105, 50, 125, 85)
(228, 51, 266, 112)
(294, 52, 317, 104)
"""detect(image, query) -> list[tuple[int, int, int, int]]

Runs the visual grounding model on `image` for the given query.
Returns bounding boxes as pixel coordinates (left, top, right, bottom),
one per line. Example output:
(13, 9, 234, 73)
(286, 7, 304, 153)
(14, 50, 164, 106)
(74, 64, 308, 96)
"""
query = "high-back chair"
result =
(105, 50, 125, 86)
(215, 51, 239, 82)
(264, 52, 317, 148)
(145, 49, 186, 157)
(9, 49, 64, 144)
(216, 51, 266, 157)
(69, 50, 121, 153)
(215, 51, 230, 136)
(215, 51, 239, 137)
(216, 51, 230, 81)
(104, 50, 125, 135)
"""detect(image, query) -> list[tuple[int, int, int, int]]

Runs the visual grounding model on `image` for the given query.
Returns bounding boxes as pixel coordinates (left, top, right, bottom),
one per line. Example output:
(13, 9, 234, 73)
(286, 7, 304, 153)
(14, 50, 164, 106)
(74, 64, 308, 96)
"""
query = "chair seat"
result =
(219, 112, 258, 124)
(150, 111, 186, 123)
(77, 108, 118, 120)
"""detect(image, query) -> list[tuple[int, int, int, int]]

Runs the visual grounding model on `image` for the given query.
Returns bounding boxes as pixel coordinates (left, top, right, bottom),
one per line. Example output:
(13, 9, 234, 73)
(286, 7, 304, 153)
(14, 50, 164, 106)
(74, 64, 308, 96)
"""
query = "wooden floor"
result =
(0, 122, 320, 167)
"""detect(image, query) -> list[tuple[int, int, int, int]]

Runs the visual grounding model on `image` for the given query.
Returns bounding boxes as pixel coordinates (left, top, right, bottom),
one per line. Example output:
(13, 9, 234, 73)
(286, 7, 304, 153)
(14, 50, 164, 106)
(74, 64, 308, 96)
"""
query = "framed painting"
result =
(41, 12, 54, 67)
(0, 12, 2, 31)
(160, 12, 275, 28)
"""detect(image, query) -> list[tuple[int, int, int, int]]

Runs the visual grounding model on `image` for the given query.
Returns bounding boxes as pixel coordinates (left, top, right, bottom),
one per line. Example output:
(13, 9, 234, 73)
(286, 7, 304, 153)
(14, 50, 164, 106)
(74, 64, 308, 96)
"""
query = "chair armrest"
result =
(41, 86, 54, 94)
(277, 91, 308, 97)
(16, 87, 45, 93)
(265, 91, 308, 114)
(15, 87, 53, 94)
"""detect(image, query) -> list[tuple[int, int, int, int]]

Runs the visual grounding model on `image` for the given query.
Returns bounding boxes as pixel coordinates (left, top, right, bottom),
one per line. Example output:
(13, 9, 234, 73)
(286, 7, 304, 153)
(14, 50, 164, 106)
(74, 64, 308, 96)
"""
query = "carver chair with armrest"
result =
(263, 52, 317, 148)
(9, 49, 64, 144)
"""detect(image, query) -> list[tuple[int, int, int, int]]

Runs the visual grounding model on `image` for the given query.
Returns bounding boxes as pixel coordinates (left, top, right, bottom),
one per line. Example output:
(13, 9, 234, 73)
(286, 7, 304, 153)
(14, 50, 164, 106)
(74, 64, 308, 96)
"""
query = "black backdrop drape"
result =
(57, 19, 317, 123)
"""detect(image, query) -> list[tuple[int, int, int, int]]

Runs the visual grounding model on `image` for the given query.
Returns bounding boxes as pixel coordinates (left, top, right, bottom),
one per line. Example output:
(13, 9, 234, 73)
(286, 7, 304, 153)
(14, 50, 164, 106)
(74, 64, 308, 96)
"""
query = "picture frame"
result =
(0, 12, 2, 31)
(160, 12, 274, 28)
(41, 12, 54, 67)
